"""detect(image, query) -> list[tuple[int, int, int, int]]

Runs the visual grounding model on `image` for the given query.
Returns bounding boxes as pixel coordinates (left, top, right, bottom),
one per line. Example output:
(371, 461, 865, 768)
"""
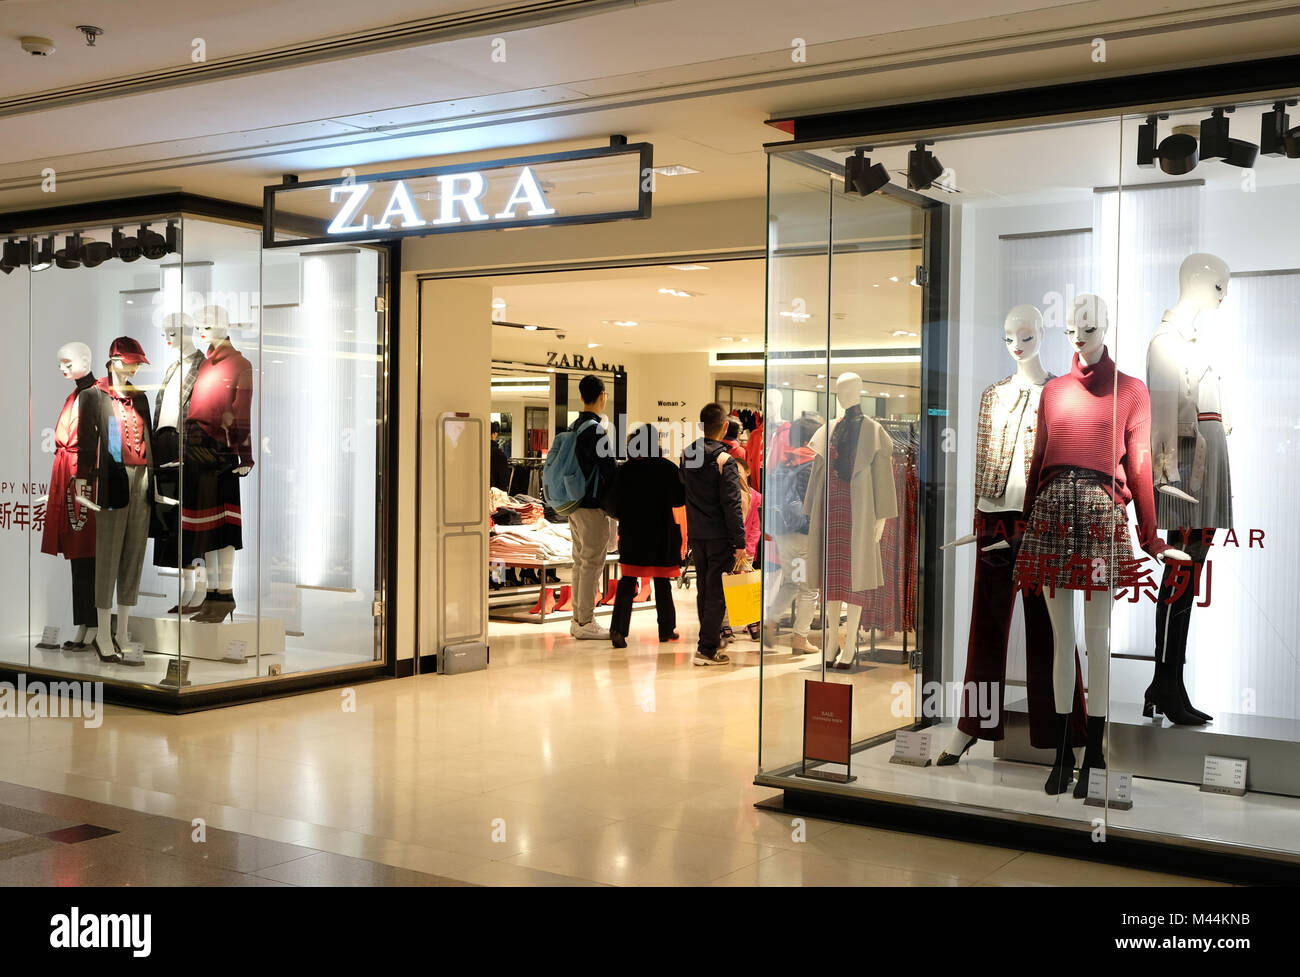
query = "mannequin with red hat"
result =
(37, 342, 99, 651)
(183, 305, 254, 623)
(74, 336, 175, 664)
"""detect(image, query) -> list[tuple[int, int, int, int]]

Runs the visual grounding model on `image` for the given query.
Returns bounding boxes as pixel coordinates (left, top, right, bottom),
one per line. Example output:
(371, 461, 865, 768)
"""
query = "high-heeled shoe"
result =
(192, 593, 236, 623)
(1073, 715, 1108, 799)
(93, 636, 122, 664)
(936, 733, 977, 767)
(168, 601, 206, 614)
(1141, 681, 1207, 726)
(1044, 713, 1074, 795)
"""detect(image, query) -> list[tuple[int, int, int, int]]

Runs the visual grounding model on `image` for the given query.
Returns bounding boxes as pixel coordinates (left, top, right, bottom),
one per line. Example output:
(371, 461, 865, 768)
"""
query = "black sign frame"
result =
(263, 142, 653, 248)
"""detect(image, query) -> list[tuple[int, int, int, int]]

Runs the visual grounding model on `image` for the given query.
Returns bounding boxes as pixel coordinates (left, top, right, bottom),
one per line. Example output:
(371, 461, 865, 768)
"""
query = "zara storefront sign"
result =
(263, 143, 653, 248)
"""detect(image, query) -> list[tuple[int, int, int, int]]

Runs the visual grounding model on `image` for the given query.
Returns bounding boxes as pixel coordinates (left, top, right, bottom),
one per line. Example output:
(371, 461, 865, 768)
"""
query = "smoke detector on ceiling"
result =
(20, 36, 55, 57)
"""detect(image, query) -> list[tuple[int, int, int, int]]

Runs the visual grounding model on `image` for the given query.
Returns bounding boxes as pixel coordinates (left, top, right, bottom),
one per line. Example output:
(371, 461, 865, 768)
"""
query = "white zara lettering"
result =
(494, 166, 556, 219)
(372, 180, 426, 231)
(327, 184, 374, 234)
(431, 172, 490, 225)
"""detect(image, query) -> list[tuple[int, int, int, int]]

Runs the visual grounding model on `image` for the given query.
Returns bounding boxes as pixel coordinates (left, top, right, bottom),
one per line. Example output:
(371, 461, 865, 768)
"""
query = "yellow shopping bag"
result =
(722, 565, 763, 629)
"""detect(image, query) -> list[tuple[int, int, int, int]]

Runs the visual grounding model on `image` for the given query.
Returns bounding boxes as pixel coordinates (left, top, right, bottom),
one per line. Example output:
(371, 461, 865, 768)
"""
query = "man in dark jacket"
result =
(489, 421, 511, 493)
(682, 402, 746, 665)
(567, 375, 618, 639)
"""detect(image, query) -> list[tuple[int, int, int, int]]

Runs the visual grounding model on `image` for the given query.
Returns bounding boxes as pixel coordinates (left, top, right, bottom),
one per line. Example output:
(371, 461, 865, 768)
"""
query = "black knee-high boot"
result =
(1044, 712, 1074, 795)
(1073, 715, 1107, 799)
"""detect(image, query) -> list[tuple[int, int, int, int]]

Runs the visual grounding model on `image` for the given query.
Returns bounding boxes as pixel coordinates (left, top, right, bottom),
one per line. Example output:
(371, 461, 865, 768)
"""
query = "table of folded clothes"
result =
(488, 488, 658, 624)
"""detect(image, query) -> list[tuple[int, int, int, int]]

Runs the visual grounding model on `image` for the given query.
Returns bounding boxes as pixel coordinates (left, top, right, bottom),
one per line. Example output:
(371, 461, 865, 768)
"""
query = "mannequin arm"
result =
(70, 478, 102, 512)
(33, 494, 48, 505)
(1157, 483, 1198, 504)
(942, 533, 977, 550)
(234, 465, 252, 477)
(154, 487, 180, 507)
(982, 539, 1010, 552)
(1157, 547, 1191, 563)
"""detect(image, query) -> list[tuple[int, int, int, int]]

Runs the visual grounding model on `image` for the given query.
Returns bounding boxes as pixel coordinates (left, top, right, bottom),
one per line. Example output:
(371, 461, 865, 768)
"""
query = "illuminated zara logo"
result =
(327, 167, 556, 235)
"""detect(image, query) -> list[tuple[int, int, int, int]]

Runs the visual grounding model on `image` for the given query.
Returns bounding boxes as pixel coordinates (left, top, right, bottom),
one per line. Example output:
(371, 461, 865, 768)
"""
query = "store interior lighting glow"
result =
(523, 324, 537, 331)
(651, 165, 700, 176)
(669, 264, 709, 271)
(657, 287, 695, 298)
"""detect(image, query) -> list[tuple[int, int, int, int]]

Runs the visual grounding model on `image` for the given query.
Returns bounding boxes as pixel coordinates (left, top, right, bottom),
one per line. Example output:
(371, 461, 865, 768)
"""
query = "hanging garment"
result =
(42, 373, 98, 561)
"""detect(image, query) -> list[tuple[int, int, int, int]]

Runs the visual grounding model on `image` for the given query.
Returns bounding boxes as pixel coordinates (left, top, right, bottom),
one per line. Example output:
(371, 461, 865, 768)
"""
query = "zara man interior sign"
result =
(264, 142, 653, 248)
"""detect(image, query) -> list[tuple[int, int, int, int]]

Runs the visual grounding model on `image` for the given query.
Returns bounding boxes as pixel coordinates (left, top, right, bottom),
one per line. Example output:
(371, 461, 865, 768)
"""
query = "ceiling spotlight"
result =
(138, 224, 168, 260)
(523, 324, 538, 331)
(0, 238, 29, 275)
(906, 141, 944, 191)
(587, 343, 600, 349)
(165, 221, 180, 255)
(1261, 100, 1300, 158)
(31, 236, 54, 272)
(844, 147, 890, 196)
(112, 227, 142, 262)
(80, 240, 114, 268)
(55, 234, 83, 270)
(1200, 106, 1258, 168)
(1138, 114, 1198, 174)
(888, 275, 899, 282)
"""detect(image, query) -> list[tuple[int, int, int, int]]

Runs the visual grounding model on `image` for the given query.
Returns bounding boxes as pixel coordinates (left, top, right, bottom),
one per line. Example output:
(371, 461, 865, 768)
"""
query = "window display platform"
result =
(996, 698, 1300, 798)
(758, 725, 1300, 875)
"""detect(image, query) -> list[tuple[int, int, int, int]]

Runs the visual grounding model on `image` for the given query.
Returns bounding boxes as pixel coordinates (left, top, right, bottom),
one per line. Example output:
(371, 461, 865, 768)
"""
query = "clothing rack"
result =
(508, 458, 545, 498)
(856, 417, 919, 664)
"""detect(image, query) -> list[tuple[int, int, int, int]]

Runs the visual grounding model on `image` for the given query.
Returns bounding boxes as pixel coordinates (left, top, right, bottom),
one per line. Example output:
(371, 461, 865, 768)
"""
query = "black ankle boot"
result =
(1073, 715, 1108, 799)
(1044, 712, 1074, 795)
(1174, 666, 1213, 723)
(1142, 663, 1207, 726)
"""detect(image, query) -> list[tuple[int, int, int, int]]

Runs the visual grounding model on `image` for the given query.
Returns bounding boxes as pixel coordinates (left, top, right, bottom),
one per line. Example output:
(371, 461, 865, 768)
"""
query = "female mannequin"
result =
(1145, 253, 1232, 725)
(185, 304, 254, 623)
(1014, 295, 1189, 795)
(75, 337, 163, 665)
(151, 312, 207, 613)
(804, 373, 897, 668)
(939, 307, 1087, 765)
(39, 342, 98, 650)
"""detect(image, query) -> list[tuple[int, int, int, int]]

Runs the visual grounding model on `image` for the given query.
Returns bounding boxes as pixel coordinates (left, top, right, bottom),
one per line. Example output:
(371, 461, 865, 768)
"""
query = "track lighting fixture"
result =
(844, 147, 890, 195)
(114, 226, 142, 262)
(31, 236, 54, 272)
(1200, 106, 1258, 168)
(1261, 100, 1300, 159)
(138, 224, 168, 260)
(55, 234, 83, 270)
(80, 238, 114, 268)
(1138, 114, 1198, 175)
(0, 238, 29, 275)
(165, 221, 180, 255)
(906, 141, 944, 190)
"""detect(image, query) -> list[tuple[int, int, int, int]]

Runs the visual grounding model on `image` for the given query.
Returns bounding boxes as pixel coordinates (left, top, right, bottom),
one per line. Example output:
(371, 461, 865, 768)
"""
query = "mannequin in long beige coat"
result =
(805, 373, 898, 667)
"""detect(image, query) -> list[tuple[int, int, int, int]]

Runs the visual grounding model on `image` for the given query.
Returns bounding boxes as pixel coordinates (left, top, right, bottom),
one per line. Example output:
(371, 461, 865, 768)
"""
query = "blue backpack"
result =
(543, 419, 601, 517)
(767, 457, 813, 535)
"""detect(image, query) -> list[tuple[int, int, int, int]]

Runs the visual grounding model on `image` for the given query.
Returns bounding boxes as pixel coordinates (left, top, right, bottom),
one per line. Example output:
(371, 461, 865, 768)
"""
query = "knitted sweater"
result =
(1022, 347, 1168, 559)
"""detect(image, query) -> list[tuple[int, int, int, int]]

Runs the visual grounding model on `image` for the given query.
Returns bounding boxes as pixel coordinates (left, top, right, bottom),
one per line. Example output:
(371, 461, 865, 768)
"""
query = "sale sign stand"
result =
(800, 679, 856, 784)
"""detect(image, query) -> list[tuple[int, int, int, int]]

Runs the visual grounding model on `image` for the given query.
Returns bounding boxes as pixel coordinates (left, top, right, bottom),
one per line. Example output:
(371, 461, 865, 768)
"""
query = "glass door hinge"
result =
(909, 649, 922, 670)
(915, 265, 929, 287)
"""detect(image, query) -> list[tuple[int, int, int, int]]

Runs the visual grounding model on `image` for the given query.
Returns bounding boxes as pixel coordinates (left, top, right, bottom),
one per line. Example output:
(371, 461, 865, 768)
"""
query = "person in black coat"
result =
(489, 421, 511, 493)
(609, 423, 685, 648)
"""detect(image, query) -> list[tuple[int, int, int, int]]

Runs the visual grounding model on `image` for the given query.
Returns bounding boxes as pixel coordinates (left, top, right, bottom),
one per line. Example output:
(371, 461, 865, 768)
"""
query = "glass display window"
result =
(0, 208, 389, 701)
(760, 94, 1300, 870)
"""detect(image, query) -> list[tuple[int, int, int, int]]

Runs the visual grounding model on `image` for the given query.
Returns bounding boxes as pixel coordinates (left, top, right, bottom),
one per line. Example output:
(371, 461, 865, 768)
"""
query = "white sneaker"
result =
(693, 651, 731, 666)
(570, 620, 610, 640)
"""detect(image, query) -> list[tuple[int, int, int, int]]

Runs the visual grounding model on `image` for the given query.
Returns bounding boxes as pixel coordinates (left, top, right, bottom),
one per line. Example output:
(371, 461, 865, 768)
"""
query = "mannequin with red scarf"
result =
(184, 304, 254, 623)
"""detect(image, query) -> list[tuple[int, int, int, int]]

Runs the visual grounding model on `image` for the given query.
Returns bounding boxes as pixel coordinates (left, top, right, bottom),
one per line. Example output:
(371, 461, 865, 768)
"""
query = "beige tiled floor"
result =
(0, 593, 1224, 886)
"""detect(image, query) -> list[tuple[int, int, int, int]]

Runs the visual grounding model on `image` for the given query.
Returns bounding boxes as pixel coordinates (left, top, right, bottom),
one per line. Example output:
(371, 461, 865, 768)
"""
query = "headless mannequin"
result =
(160, 315, 204, 609)
(1039, 296, 1188, 795)
(814, 373, 887, 667)
(195, 306, 251, 602)
(1146, 253, 1231, 724)
(942, 306, 1050, 759)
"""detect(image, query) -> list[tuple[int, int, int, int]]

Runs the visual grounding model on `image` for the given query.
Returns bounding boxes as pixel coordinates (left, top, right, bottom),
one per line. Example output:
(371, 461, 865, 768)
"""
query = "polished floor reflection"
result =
(0, 594, 1220, 886)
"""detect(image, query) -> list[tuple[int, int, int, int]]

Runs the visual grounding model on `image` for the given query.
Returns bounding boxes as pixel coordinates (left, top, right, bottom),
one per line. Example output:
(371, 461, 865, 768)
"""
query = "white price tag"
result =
(888, 730, 933, 767)
(1201, 755, 1248, 796)
(39, 625, 60, 646)
(222, 639, 248, 663)
(1083, 769, 1134, 809)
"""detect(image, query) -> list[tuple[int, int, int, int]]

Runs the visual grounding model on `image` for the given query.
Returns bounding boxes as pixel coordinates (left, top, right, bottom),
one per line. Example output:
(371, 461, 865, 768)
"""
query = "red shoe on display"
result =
(599, 579, 619, 605)
(554, 585, 573, 611)
(635, 579, 652, 603)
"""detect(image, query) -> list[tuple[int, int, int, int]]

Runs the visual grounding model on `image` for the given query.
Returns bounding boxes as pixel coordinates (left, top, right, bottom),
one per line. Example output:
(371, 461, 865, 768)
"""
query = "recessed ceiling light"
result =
(740, 337, 749, 343)
(602, 319, 638, 327)
(816, 374, 826, 379)
(652, 165, 700, 177)
(872, 283, 880, 288)
(491, 298, 506, 309)
(892, 329, 910, 336)
(718, 337, 736, 342)
(782, 382, 790, 387)
(881, 392, 891, 398)
(669, 264, 709, 271)
(546, 367, 555, 373)
(587, 343, 600, 349)
(816, 384, 824, 390)
(889, 275, 899, 282)
(657, 287, 695, 298)
(524, 325, 538, 331)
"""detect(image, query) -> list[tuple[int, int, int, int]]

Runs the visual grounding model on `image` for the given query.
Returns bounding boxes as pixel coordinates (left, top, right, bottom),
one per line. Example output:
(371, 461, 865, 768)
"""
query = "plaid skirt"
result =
(824, 472, 873, 606)
(1014, 468, 1133, 592)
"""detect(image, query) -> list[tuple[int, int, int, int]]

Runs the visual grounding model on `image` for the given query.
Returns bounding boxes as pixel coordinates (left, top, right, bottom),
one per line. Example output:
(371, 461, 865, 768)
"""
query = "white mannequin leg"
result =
(191, 561, 209, 604)
(115, 605, 131, 646)
(94, 607, 115, 658)
(179, 567, 196, 607)
(836, 605, 863, 664)
(821, 599, 843, 653)
(72, 625, 89, 643)
(1081, 593, 1111, 718)
(1043, 589, 1078, 713)
(208, 546, 235, 592)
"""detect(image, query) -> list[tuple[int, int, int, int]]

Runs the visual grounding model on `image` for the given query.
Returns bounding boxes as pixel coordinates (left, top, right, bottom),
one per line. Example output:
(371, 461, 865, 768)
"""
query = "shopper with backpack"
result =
(543, 374, 617, 639)
(764, 438, 818, 654)
(682, 402, 746, 666)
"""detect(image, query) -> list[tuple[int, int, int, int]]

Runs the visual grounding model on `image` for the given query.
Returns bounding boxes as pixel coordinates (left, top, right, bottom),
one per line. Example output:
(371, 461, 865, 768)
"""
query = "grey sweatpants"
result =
(95, 466, 150, 609)
(568, 507, 614, 626)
